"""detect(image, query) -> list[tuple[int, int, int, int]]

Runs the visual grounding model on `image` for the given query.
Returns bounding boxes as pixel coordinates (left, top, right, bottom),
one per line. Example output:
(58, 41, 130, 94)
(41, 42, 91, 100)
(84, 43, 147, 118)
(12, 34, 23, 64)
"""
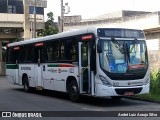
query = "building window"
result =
(0, 0, 7, 13)
(29, 6, 44, 15)
(8, 5, 16, 13)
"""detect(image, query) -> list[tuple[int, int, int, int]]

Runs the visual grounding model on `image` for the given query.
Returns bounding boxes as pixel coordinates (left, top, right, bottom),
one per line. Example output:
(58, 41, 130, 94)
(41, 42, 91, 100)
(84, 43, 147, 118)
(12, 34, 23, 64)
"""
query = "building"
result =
(64, 10, 156, 31)
(63, 10, 160, 70)
(0, 0, 46, 75)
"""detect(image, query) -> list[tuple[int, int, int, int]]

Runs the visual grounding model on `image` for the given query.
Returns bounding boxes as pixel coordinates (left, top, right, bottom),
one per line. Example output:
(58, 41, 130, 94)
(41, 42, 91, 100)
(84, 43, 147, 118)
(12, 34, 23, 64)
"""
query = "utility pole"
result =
(60, 0, 70, 32)
(23, 0, 30, 40)
(33, 0, 37, 38)
(60, 0, 64, 32)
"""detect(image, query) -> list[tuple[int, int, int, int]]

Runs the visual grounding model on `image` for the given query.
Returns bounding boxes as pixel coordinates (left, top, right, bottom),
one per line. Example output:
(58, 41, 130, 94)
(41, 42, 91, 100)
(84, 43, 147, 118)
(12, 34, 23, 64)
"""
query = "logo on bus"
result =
(128, 81, 143, 85)
(58, 69, 68, 73)
(48, 69, 57, 73)
(69, 68, 74, 73)
(21, 67, 31, 70)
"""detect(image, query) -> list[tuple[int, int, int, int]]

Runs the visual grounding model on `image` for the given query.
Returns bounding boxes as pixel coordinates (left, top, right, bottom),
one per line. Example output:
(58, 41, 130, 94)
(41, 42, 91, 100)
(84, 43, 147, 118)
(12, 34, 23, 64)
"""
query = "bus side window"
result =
(19, 46, 24, 63)
(24, 45, 34, 63)
(13, 50, 19, 64)
(6, 48, 13, 63)
(60, 38, 77, 62)
(6, 47, 21, 64)
(71, 42, 77, 61)
(46, 40, 59, 62)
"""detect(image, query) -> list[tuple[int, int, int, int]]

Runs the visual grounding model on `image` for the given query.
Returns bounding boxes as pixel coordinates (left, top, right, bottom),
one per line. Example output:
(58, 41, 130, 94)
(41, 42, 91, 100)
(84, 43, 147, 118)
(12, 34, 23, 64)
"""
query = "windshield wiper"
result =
(125, 43, 130, 63)
(111, 37, 125, 54)
(130, 38, 137, 53)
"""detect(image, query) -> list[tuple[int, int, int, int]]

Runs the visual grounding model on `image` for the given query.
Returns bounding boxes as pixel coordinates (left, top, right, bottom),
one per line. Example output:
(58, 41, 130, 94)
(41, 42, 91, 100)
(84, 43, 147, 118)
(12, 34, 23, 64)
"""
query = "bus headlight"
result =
(145, 77, 150, 84)
(99, 75, 112, 87)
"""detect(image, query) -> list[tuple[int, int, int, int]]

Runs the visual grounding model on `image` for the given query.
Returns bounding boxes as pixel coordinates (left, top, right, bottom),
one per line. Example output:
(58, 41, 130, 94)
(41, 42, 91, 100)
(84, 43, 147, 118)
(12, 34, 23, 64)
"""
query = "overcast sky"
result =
(44, 0, 160, 21)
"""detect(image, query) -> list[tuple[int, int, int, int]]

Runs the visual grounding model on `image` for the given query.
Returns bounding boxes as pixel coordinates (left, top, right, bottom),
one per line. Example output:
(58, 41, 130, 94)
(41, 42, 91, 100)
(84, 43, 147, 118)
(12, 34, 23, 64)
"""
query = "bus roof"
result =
(7, 27, 143, 47)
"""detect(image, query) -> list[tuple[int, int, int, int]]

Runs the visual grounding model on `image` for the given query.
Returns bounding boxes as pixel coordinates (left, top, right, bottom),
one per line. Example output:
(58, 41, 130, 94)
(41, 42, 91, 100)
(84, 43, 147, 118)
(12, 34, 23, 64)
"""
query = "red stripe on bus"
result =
(59, 64, 76, 67)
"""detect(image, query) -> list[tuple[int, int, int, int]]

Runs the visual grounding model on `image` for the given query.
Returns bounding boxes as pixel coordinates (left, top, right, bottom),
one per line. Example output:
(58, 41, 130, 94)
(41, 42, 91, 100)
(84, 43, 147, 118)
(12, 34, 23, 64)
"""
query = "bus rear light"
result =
(82, 35, 92, 40)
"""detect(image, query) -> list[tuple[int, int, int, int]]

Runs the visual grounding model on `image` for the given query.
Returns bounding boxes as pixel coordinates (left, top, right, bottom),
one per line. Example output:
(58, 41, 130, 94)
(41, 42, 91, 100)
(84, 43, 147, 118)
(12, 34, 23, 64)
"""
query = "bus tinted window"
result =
(6, 47, 20, 64)
(19, 46, 24, 63)
(46, 40, 59, 62)
(6, 48, 13, 63)
(23, 45, 34, 62)
(13, 48, 19, 63)
(97, 28, 144, 38)
(60, 38, 77, 61)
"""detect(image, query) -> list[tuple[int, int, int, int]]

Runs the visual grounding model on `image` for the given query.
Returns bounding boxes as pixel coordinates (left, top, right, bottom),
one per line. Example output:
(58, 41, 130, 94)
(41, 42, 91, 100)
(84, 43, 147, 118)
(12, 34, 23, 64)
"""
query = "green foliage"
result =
(47, 12, 54, 21)
(135, 70, 160, 101)
(150, 69, 160, 95)
(38, 12, 59, 37)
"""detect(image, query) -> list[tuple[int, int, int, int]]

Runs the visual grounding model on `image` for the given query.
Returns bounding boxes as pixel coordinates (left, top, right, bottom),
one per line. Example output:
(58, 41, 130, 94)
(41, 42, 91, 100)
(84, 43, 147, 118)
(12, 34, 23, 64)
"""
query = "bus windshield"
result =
(99, 39, 148, 76)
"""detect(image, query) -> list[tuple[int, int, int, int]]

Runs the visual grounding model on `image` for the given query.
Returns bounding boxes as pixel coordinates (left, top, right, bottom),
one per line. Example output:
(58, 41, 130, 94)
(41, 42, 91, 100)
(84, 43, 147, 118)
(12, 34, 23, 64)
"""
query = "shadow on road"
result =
(12, 87, 143, 108)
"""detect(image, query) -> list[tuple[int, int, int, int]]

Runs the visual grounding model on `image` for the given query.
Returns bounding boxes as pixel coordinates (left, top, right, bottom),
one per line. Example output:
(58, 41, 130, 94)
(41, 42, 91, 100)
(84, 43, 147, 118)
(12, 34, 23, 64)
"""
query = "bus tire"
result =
(68, 80, 80, 102)
(23, 76, 30, 93)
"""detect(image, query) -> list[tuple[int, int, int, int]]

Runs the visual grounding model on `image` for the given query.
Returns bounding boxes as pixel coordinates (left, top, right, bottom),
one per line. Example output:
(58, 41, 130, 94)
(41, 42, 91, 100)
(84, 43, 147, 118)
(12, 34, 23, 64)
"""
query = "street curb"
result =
(124, 96, 160, 104)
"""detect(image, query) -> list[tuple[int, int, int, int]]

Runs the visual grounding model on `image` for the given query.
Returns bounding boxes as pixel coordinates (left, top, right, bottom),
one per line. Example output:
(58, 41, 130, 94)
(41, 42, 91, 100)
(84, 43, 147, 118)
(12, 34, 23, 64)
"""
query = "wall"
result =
(64, 12, 160, 31)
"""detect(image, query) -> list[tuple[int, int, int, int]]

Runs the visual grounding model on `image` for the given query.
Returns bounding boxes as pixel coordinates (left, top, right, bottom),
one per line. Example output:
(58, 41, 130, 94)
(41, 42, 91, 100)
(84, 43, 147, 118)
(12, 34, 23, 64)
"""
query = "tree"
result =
(38, 12, 59, 37)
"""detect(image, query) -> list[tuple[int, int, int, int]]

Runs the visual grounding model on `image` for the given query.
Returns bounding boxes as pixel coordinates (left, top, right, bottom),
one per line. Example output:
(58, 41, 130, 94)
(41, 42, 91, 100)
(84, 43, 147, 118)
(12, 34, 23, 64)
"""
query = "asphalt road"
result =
(0, 76, 160, 120)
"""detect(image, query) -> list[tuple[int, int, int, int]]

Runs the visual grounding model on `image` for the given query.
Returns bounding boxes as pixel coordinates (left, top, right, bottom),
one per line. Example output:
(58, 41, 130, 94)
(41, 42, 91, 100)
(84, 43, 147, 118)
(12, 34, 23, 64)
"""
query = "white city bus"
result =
(6, 27, 150, 102)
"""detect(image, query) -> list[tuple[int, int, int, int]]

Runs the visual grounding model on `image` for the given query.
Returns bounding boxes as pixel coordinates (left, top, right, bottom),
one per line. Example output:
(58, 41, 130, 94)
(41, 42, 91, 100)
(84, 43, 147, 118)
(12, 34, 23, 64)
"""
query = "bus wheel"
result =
(68, 80, 80, 102)
(23, 76, 30, 93)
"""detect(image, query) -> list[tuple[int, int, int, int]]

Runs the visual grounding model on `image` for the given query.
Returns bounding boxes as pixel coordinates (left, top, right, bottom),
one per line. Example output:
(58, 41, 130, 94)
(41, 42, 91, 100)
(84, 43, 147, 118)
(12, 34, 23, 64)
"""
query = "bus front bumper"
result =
(95, 83, 149, 97)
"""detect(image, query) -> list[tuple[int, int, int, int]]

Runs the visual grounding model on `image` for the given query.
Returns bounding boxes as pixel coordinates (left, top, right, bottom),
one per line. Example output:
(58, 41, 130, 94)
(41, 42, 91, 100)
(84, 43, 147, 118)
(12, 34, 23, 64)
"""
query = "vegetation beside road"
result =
(135, 69, 160, 101)
(38, 12, 58, 37)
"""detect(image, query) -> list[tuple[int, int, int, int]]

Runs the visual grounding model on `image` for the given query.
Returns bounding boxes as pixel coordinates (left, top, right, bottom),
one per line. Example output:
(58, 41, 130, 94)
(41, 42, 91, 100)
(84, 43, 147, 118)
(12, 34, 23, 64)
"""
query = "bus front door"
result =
(78, 42, 91, 94)
(35, 47, 43, 90)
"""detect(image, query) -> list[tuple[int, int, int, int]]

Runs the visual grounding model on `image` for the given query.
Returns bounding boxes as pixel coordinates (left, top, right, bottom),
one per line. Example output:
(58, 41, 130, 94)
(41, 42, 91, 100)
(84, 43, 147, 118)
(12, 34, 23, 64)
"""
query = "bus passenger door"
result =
(78, 42, 91, 94)
(14, 50, 20, 84)
(35, 47, 43, 89)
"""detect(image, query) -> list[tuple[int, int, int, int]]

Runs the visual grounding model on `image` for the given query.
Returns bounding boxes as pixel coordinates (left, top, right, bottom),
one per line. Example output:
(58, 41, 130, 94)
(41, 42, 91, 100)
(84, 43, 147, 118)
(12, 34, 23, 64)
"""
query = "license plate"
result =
(124, 92, 134, 96)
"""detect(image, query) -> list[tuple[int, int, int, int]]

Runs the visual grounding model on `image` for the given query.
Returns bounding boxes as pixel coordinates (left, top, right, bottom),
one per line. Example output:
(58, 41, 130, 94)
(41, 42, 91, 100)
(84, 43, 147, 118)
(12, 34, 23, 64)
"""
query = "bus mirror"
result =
(97, 41, 102, 53)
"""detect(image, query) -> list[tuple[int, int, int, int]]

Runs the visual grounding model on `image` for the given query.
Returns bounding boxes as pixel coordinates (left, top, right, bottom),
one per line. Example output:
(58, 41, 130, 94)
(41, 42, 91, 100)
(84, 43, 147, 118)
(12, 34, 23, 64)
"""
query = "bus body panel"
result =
(41, 63, 79, 92)
(19, 64, 36, 87)
(6, 64, 19, 84)
(42, 64, 55, 90)
(96, 68, 150, 87)
(95, 83, 149, 96)
(5, 27, 150, 101)
(6, 68, 15, 84)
